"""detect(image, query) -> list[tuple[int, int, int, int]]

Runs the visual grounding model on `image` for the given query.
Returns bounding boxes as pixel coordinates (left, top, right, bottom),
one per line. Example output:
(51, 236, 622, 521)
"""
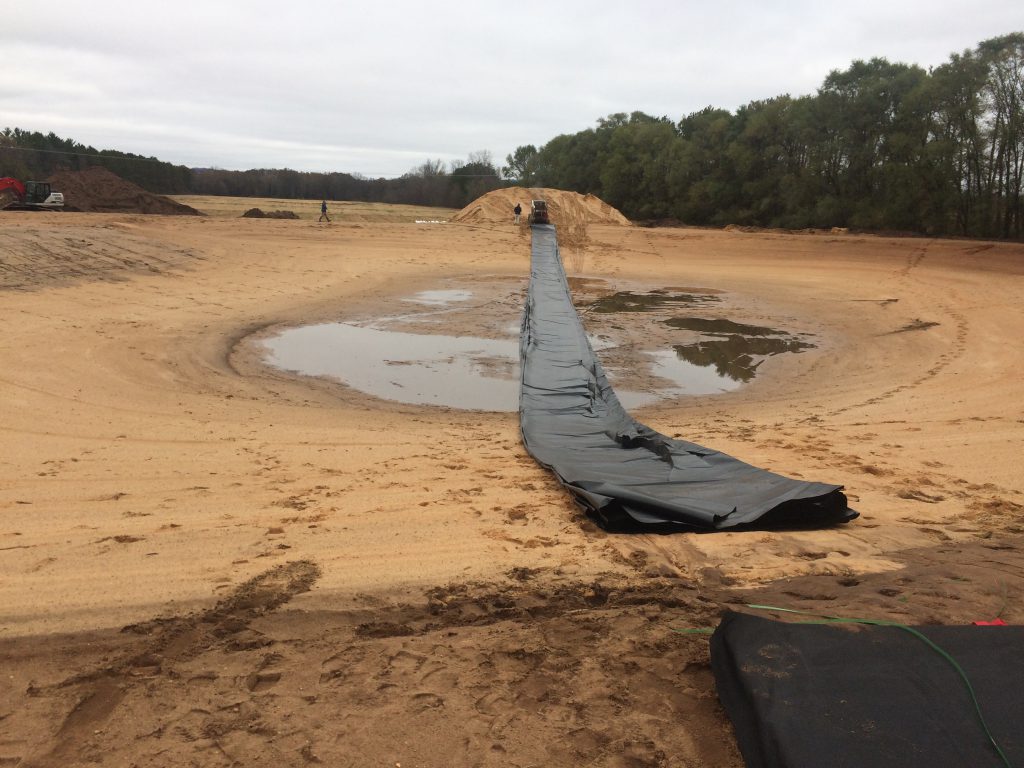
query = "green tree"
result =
(978, 33, 1024, 237)
(502, 144, 540, 184)
(598, 114, 677, 219)
(449, 150, 502, 207)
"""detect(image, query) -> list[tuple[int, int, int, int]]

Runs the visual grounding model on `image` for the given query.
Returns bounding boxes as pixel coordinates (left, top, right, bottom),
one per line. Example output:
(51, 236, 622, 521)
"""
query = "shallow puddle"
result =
(641, 350, 745, 395)
(262, 322, 519, 411)
(262, 320, 752, 410)
(260, 286, 814, 411)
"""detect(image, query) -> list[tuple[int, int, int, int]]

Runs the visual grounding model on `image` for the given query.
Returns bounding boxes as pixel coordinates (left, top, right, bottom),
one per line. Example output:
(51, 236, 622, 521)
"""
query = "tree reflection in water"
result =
(672, 335, 814, 382)
(663, 315, 815, 382)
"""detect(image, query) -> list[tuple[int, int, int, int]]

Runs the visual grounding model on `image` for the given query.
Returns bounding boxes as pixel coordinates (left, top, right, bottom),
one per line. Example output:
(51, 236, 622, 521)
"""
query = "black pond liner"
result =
(518, 224, 856, 531)
(711, 611, 1022, 768)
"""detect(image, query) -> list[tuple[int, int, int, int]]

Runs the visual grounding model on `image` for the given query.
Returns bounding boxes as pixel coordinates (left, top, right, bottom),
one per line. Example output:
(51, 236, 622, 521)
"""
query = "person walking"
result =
(513, 202, 522, 225)
(319, 200, 331, 222)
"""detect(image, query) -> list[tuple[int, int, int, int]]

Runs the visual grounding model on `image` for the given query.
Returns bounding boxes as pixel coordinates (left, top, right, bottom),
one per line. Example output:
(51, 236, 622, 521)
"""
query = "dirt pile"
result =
(242, 208, 299, 219)
(452, 187, 630, 227)
(46, 167, 201, 215)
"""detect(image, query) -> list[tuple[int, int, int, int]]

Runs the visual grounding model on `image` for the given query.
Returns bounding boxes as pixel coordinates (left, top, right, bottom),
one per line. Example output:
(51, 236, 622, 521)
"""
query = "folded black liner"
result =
(518, 224, 856, 531)
(711, 610, 1023, 768)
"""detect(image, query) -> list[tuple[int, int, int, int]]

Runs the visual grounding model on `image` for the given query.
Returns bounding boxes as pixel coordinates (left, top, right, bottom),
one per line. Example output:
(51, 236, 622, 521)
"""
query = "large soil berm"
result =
(452, 186, 630, 227)
(46, 166, 201, 215)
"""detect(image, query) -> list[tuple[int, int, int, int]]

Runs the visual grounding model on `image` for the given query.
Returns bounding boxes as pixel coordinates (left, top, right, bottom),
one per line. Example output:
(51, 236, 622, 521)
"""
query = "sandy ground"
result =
(172, 194, 458, 222)
(2, 206, 1024, 767)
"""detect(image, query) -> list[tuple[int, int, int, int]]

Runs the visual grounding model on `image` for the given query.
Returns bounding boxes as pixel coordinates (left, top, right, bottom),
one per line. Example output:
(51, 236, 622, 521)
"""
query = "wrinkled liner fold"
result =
(518, 224, 856, 532)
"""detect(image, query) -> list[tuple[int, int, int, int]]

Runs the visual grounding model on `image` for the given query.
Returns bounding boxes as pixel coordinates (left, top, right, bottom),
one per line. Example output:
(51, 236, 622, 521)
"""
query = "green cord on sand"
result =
(743, 604, 1013, 768)
(668, 605, 1013, 767)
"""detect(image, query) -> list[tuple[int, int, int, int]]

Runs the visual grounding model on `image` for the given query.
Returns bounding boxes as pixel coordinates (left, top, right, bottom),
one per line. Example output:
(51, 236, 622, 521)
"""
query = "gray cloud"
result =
(4, 0, 1021, 176)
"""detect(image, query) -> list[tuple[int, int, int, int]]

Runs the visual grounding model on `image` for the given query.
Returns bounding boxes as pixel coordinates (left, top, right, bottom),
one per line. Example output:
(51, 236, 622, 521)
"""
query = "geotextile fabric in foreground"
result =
(518, 224, 856, 531)
(711, 611, 1023, 768)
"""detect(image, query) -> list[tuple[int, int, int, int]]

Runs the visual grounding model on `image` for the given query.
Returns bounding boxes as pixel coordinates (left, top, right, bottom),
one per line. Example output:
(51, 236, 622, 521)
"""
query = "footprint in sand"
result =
(410, 692, 445, 710)
(245, 670, 282, 692)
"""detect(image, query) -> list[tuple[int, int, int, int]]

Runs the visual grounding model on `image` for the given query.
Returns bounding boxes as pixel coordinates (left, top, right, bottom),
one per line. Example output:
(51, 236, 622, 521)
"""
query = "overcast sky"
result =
(4, 1, 1021, 178)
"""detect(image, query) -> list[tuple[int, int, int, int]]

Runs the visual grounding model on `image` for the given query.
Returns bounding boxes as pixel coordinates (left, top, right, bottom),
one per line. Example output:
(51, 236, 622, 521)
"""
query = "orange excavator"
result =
(0, 177, 64, 210)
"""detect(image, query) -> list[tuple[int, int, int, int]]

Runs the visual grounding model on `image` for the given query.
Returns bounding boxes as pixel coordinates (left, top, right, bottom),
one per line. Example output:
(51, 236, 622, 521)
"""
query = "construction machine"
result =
(527, 199, 549, 224)
(0, 177, 64, 210)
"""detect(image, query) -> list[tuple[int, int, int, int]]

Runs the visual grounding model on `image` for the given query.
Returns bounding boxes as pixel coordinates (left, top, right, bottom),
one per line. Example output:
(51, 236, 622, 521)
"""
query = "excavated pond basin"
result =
(259, 286, 814, 411)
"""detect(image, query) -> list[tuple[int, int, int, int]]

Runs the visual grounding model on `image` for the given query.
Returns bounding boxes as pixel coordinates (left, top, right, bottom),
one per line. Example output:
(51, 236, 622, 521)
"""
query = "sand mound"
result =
(46, 167, 201, 215)
(242, 208, 299, 219)
(452, 187, 630, 227)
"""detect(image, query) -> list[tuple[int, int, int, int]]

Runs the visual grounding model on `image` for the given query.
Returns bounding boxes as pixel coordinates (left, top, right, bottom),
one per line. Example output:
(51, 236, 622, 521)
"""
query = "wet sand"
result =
(2, 210, 1023, 766)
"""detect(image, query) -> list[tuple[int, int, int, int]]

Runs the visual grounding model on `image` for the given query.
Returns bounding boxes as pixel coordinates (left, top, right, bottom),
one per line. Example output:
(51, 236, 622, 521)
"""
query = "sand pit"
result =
(2, 207, 1024, 766)
(452, 186, 631, 227)
(46, 166, 201, 215)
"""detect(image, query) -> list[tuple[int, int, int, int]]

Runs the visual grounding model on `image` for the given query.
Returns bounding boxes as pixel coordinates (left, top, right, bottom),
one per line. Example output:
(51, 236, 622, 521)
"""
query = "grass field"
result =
(170, 194, 457, 222)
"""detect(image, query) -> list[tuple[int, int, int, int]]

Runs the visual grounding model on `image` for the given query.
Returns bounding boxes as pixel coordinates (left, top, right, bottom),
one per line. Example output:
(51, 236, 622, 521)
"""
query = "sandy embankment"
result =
(1, 207, 1023, 767)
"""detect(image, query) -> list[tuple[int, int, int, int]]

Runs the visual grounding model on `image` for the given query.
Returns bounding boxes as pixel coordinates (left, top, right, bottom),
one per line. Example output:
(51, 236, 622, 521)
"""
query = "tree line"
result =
(0, 130, 505, 209)
(0, 128, 194, 194)
(3, 32, 1021, 237)
(504, 33, 1024, 238)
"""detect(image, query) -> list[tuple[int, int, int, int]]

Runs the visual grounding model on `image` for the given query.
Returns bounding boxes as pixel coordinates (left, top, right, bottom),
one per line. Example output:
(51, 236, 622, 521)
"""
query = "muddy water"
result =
(585, 290, 720, 313)
(262, 321, 745, 410)
(259, 283, 814, 412)
(263, 322, 520, 411)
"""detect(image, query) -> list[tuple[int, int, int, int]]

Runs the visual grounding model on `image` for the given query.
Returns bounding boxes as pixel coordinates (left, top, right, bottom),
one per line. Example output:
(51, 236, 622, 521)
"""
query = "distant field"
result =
(170, 194, 457, 222)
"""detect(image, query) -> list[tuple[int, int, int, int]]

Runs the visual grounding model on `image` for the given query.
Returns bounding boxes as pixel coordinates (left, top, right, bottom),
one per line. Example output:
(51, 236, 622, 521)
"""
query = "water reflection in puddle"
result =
(637, 350, 744, 398)
(260, 290, 816, 411)
(664, 316, 815, 382)
(672, 337, 814, 382)
(261, 321, 754, 411)
(263, 322, 519, 410)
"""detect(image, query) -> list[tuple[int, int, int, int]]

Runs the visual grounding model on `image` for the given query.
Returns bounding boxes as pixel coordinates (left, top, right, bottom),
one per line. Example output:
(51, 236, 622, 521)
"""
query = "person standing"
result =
(319, 200, 331, 222)
(513, 202, 522, 224)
